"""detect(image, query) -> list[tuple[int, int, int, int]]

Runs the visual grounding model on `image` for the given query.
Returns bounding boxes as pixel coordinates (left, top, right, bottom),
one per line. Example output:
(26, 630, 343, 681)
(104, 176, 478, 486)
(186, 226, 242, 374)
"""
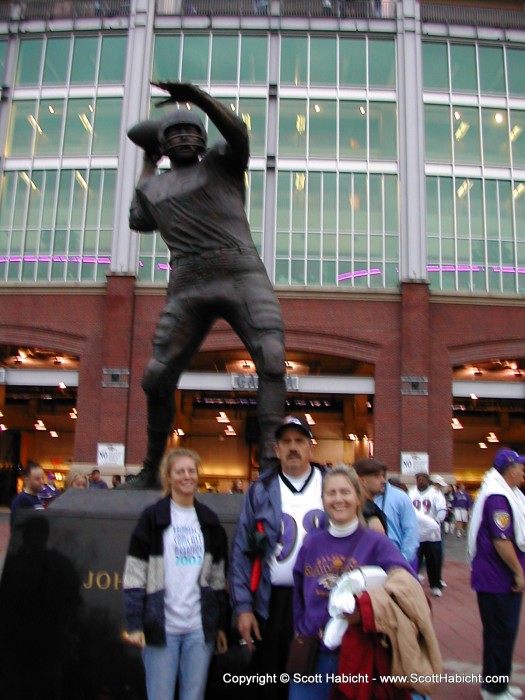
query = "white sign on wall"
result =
(97, 443, 125, 467)
(231, 374, 299, 391)
(400, 451, 429, 475)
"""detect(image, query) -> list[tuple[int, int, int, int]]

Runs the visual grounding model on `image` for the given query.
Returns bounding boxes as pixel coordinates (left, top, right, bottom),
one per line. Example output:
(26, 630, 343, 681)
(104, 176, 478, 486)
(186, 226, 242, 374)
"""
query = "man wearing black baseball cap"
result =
(230, 416, 324, 700)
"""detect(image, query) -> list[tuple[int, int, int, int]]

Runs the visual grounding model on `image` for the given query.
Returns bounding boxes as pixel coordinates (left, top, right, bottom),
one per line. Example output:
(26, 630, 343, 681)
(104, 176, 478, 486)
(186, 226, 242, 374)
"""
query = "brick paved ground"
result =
(418, 533, 525, 700)
(0, 512, 523, 699)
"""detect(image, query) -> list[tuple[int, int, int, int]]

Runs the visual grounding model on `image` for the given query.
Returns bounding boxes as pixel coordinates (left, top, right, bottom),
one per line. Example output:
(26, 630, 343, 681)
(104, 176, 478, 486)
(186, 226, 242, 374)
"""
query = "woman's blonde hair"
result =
(322, 464, 365, 524)
(64, 470, 88, 489)
(160, 448, 202, 496)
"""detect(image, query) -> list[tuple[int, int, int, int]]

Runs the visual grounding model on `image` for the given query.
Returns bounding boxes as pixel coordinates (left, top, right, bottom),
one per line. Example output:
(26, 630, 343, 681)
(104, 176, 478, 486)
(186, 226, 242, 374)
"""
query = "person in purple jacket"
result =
(451, 483, 472, 538)
(291, 464, 414, 700)
(469, 448, 525, 700)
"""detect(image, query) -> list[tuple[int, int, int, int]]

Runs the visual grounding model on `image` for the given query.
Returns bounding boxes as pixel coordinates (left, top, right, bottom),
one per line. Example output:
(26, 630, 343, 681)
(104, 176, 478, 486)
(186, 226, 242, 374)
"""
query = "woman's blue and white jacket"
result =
(123, 495, 228, 646)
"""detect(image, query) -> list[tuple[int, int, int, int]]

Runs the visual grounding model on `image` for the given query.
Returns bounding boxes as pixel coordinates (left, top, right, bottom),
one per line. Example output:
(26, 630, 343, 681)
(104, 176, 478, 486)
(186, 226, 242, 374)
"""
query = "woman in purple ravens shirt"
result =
(290, 464, 414, 700)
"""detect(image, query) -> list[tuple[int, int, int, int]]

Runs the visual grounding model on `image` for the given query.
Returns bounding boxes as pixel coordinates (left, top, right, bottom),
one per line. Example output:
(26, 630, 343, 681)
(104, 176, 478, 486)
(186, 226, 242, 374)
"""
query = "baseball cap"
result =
(493, 448, 525, 473)
(431, 474, 447, 488)
(275, 416, 313, 440)
(353, 458, 387, 476)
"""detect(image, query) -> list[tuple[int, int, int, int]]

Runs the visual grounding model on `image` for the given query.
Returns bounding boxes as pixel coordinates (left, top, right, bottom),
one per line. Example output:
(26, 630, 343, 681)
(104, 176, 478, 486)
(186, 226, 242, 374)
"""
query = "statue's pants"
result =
(142, 248, 286, 462)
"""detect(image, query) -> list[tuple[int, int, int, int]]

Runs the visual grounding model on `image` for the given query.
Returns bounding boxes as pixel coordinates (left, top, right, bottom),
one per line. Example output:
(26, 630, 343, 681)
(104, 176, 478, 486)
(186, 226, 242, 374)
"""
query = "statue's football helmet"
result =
(158, 110, 207, 161)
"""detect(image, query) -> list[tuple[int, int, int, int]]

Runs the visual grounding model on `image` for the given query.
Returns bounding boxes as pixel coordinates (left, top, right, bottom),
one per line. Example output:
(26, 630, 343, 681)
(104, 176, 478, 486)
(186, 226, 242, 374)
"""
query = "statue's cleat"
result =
(120, 468, 160, 490)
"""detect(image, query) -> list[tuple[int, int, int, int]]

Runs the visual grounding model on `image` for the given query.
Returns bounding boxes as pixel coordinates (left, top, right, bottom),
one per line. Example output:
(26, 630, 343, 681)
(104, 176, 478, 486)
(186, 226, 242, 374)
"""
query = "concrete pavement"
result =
(420, 532, 525, 700)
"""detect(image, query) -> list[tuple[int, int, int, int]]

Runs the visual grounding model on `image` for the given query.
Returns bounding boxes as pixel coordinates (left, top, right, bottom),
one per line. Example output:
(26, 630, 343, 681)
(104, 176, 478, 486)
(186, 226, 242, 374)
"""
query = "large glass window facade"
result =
(426, 176, 525, 295)
(276, 34, 398, 287)
(15, 34, 127, 86)
(0, 168, 116, 282)
(0, 40, 6, 80)
(2, 34, 126, 282)
(139, 32, 271, 283)
(423, 40, 525, 293)
(152, 33, 268, 85)
(6, 96, 123, 158)
(276, 171, 398, 288)
(280, 35, 395, 88)
(144, 32, 399, 287)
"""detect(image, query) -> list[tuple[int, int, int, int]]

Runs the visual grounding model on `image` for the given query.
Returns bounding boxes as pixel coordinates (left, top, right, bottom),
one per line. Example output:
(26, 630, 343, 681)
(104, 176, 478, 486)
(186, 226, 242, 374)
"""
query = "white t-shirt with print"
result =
(163, 500, 205, 634)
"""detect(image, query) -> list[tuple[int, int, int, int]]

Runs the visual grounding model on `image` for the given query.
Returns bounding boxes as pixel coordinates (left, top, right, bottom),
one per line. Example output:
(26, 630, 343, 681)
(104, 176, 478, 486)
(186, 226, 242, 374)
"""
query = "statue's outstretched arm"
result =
(152, 81, 249, 167)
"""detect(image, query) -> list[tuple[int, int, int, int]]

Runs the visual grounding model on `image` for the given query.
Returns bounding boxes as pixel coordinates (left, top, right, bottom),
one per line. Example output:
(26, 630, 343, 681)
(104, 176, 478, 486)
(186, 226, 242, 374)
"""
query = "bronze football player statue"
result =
(126, 82, 285, 487)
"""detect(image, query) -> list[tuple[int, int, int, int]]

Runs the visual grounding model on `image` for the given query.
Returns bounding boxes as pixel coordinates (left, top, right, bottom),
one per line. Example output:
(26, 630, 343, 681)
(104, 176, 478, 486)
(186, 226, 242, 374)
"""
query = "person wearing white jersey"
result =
(409, 471, 447, 597)
(230, 416, 325, 700)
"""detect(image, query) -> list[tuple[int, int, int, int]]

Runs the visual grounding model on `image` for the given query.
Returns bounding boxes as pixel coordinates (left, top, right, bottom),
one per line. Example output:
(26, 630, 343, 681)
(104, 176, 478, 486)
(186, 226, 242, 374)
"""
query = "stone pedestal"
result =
(0, 490, 244, 700)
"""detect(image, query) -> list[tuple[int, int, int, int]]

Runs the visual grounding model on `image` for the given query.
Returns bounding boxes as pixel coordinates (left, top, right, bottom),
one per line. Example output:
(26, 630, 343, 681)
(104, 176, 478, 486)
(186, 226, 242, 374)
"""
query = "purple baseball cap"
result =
(493, 448, 525, 473)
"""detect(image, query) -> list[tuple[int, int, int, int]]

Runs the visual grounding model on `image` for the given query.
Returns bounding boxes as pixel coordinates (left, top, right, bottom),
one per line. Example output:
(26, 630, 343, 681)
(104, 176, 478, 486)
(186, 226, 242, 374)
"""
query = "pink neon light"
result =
(338, 264, 525, 282)
(338, 268, 382, 281)
(0, 254, 111, 266)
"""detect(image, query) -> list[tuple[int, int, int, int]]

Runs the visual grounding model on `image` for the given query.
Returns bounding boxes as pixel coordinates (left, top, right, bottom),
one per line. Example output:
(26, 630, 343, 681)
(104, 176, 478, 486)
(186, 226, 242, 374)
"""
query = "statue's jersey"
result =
(130, 142, 257, 259)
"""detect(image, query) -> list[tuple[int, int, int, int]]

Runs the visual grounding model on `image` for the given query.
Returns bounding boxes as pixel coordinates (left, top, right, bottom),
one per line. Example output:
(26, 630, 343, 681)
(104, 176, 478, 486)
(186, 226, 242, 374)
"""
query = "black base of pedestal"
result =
(0, 490, 244, 700)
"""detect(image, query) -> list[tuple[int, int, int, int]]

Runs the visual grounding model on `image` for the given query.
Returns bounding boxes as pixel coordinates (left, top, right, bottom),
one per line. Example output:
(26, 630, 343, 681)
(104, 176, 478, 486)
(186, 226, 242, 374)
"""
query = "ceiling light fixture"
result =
(19, 172, 37, 191)
(78, 113, 93, 133)
(455, 121, 470, 141)
(514, 183, 525, 200)
(75, 171, 88, 190)
(27, 114, 42, 134)
(457, 179, 474, 199)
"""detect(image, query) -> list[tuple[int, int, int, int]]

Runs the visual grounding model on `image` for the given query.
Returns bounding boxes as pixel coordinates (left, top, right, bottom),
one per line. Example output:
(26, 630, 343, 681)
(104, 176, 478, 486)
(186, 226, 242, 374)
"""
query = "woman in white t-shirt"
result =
(123, 449, 228, 700)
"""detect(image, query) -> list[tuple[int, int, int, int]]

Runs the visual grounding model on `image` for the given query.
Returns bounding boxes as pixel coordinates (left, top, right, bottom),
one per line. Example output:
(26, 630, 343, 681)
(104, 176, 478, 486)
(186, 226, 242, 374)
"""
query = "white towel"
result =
(467, 467, 525, 563)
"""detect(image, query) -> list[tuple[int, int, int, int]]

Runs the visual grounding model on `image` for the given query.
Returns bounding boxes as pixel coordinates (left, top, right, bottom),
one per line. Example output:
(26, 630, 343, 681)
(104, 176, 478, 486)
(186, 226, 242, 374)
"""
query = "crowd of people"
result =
(119, 417, 524, 700)
(8, 419, 525, 700)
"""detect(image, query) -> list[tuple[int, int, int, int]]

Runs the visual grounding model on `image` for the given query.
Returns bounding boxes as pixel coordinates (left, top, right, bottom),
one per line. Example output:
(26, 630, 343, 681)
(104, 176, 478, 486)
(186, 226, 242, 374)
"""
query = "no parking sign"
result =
(400, 451, 429, 475)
